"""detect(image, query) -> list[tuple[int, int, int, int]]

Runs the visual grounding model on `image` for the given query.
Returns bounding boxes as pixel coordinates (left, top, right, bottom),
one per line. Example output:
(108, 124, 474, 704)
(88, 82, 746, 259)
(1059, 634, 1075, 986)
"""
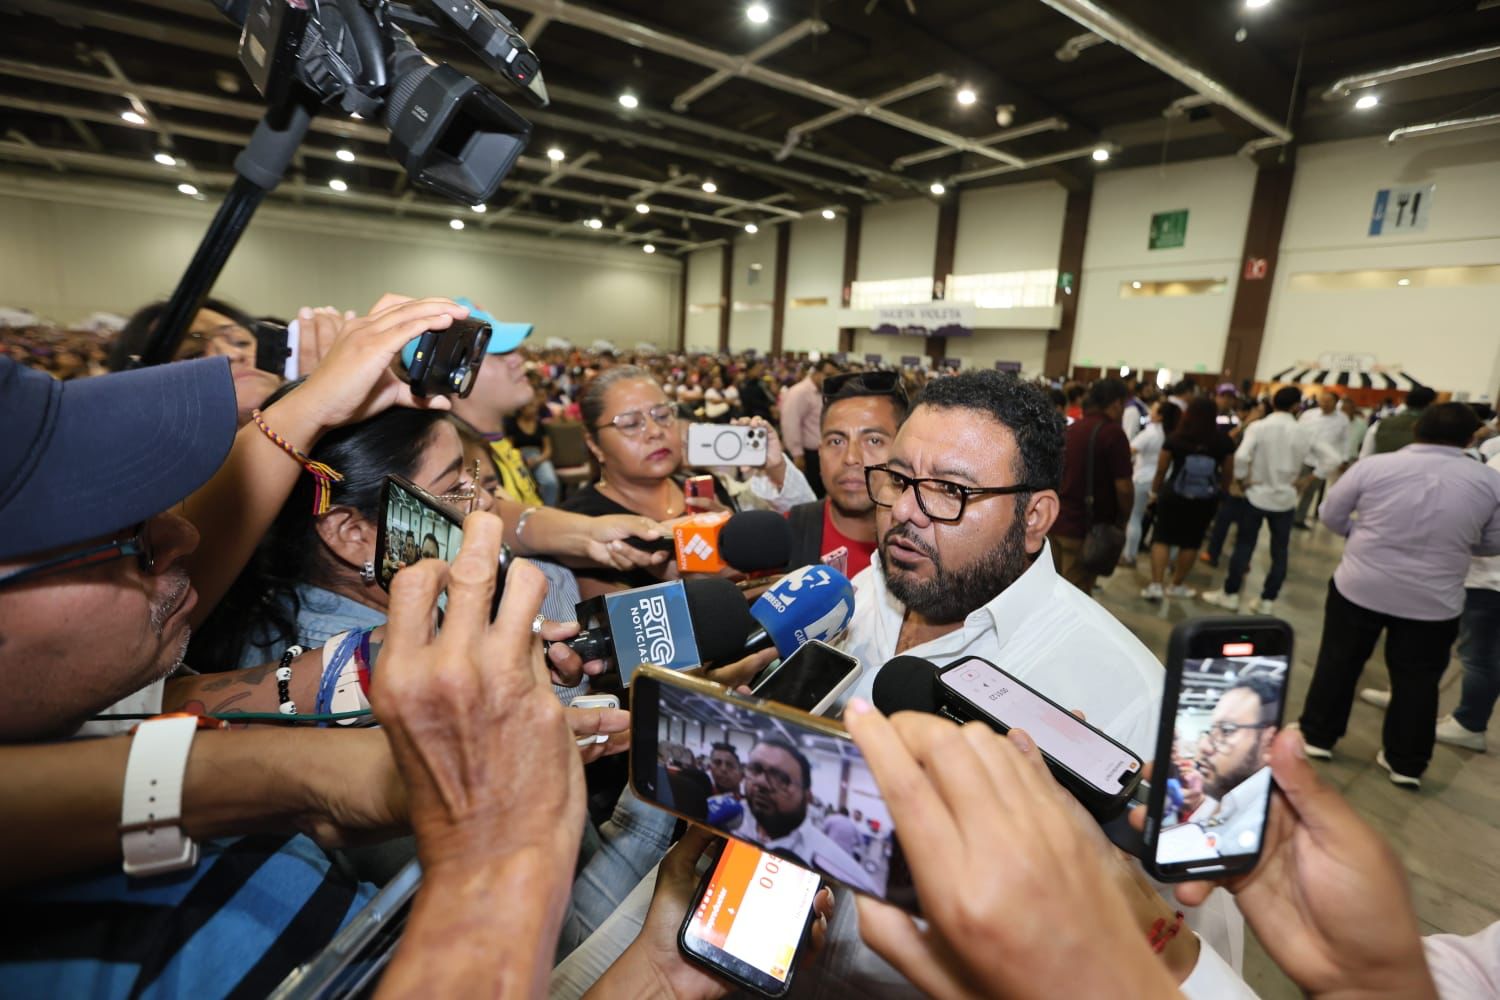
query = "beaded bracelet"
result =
(250, 409, 345, 515)
(275, 643, 306, 716)
(1149, 910, 1186, 954)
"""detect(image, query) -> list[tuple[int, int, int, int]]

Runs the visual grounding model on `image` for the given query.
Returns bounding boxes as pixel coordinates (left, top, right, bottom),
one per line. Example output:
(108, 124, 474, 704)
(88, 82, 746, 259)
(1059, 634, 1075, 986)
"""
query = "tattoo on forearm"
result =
(200, 663, 273, 692)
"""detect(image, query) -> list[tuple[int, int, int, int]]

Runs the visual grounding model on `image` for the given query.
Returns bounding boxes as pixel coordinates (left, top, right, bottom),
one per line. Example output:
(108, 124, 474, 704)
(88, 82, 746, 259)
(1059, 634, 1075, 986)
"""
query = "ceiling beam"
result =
(890, 116, 1070, 170)
(672, 19, 827, 112)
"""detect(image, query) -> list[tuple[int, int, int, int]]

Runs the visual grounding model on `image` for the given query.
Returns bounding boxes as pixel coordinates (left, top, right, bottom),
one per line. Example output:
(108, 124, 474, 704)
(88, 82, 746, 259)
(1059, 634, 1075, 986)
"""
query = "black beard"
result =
(880, 510, 1031, 624)
(751, 800, 806, 840)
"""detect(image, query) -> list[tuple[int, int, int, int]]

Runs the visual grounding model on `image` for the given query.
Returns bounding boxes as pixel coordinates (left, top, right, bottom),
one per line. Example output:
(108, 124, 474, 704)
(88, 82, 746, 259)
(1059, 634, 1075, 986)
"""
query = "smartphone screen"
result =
(632, 667, 915, 910)
(750, 641, 859, 715)
(939, 658, 1140, 794)
(1153, 645, 1289, 874)
(375, 476, 505, 616)
(680, 840, 820, 996)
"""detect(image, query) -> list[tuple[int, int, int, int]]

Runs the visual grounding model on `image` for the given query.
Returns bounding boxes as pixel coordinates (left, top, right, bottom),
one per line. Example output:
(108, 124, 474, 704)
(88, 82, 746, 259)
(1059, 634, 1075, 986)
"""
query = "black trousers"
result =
(1299, 578, 1460, 776)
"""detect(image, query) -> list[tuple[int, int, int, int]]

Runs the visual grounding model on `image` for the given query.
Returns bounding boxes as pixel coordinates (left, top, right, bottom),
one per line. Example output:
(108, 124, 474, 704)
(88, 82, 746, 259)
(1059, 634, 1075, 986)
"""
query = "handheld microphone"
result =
(673, 512, 731, 573)
(743, 563, 855, 657)
(718, 509, 793, 574)
(567, 577, 757, 682)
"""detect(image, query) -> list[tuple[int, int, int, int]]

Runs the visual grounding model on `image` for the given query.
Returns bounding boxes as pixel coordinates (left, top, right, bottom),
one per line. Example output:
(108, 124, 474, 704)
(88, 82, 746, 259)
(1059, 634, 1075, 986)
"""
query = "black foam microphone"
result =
(566, 576, 758, 682)
(872, 655, 957, 719)
(718, 509, 793, 574)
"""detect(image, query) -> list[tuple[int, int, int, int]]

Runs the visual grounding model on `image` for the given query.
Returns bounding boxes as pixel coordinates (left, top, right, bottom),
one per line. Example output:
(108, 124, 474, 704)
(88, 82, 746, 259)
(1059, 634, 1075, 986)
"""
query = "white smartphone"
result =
(750, 640, 860, 716)
(688, 423, 768, 467)
(570, 692, 620, 747)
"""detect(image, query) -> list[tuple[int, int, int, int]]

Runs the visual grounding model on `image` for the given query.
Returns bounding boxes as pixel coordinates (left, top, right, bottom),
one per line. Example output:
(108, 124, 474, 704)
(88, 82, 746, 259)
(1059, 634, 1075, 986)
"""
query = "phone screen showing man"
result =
(1156, 653, 1288, 867)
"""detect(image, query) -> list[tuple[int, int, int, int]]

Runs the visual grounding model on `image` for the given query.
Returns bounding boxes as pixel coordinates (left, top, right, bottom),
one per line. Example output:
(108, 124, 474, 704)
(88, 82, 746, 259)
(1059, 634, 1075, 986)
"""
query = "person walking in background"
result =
(1201, 397, 1265, 568)
(780, 357, 839, 499)
(1050, 379, 1133, 593)
(1293, 391, 1350, 529)
(1361, 385, 1437, 458)
(1202, 386, 1343, 615)
(1121, 375, 1148, 438)
(1140, 398, 1234, 601)
(1342, 397, 1369, 463)
(1122, 400, 1177, 566)
(1298, 404, 1500, 789)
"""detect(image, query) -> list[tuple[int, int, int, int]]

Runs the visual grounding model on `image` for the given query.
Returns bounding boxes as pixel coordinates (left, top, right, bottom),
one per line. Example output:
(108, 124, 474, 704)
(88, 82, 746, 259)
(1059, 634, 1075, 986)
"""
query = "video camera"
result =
(221, 0, 547, 204)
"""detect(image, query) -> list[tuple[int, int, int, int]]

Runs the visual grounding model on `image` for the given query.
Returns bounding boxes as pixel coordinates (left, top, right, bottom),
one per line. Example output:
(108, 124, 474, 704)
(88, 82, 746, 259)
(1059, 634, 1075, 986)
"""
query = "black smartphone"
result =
(936, 655, 1143, 819)
(630, 666, 917, 912)
(1143, 616, 1292, 882)
(678, 838, 821, 998)
(398, 318, 492, 398)
(252, 319, 291, 376)
(750, 640, 860, 716)
(373, 475, 507, 616)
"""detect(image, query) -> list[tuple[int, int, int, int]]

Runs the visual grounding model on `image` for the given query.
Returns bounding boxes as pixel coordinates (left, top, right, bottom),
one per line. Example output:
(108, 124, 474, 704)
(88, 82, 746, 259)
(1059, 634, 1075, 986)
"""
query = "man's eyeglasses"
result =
(865, 465, 1040, 524)
(746, 760, 798, 793)
(596, 403, 677, 437)
(1199, 721, 1274, 751)
(822, 370, 908, 407)
(0, 522, 154, 591)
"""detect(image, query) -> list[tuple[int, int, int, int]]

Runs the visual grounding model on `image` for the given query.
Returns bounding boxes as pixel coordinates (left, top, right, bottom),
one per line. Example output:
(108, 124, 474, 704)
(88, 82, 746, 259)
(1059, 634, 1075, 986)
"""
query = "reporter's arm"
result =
(496, 498, 671, 574)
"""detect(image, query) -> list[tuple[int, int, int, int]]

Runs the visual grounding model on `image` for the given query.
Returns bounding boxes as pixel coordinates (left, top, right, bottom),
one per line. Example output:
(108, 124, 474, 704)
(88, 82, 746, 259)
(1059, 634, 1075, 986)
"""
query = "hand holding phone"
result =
(397, 317, 491, 397)
(375, 475, 509, 617)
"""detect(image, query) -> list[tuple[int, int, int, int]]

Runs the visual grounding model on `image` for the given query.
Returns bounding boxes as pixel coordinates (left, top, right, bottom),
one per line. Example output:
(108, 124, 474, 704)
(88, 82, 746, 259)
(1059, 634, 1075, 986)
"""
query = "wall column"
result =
(718, 238, 734, 354)
(1045, 188, 1091, 378)
(836, 206, 862, 355)
(770, 223, 791, 356)
(675, 257, 688, 352)
(1221, 162, 1295, 385)
(926, 195, 960, 364)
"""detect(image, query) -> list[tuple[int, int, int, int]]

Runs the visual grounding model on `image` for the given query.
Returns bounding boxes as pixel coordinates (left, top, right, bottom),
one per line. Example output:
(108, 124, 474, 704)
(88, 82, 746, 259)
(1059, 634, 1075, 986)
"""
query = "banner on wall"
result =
(872, 302, 975, 337)
(994, 361, 1023, 373)
(1369, 184, 1434, 236)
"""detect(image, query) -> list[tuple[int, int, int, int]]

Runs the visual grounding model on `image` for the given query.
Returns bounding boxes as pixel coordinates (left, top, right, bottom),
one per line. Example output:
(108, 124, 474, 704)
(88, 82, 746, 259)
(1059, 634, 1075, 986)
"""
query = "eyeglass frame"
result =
(821, 370, 909, 408)
(1198, 720, 1275, 751)
(863, 464, 1043, 524)
(594, 403, 679, 437)
(0, 522, 154, 591)
(745, 759, 800, 794)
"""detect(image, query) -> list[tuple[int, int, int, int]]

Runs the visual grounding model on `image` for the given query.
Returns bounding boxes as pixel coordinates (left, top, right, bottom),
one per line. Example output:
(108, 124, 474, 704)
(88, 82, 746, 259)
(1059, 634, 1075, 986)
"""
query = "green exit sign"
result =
(1149, 209, 1189, 250)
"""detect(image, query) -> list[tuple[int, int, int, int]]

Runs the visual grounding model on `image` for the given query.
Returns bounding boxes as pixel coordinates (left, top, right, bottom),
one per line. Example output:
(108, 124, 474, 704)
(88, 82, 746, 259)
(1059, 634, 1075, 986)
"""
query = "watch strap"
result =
(120, 714, 201, 877)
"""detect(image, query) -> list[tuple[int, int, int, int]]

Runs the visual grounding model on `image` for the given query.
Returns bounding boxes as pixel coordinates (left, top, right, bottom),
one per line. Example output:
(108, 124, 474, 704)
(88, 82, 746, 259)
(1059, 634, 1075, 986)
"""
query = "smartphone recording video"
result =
(631, 667, 915, 910)
(1150, 625, 1290, 879)
(374, 475, 505, 615)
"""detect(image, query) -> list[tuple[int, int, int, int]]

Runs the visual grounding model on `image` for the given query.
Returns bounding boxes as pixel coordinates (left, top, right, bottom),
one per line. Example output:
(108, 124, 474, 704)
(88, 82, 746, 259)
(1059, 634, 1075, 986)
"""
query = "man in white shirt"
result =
(1203, 386, 1343, 614)
(1185, 675, 1281, 858)
(1293, 391, 1350, 528)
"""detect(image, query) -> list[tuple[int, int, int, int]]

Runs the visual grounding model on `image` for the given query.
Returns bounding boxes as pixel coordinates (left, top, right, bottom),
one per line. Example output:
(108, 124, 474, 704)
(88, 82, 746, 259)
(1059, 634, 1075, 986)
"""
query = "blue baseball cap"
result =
(0, 356, 238, 560)
(398, 297, 534, 370)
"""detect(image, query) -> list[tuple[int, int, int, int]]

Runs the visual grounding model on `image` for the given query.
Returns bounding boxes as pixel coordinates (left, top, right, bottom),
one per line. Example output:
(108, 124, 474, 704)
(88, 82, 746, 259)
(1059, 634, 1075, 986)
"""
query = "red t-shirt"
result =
(1053, 412, 1134, 539)
(821, 502, 877, 579)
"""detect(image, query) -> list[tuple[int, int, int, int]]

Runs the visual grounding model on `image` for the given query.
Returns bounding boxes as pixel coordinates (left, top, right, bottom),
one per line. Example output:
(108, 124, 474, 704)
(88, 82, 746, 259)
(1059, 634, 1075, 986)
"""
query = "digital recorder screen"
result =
(1155, 654, 1289, 867)
(684, 840, 820, 986)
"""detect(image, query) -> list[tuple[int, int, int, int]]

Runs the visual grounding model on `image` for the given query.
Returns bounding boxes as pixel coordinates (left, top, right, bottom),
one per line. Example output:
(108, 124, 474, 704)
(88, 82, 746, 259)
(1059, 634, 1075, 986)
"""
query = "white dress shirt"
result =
(1298, 409, 1351, 472)
(1132, 423, 1166, 486)
(1187, 766, 1273, 858)
(1426, 920, 1500, 1000)
(1234, 411, 1343, 512)
(1467, 455, 1500, 592)
(757, 817, 879, 895)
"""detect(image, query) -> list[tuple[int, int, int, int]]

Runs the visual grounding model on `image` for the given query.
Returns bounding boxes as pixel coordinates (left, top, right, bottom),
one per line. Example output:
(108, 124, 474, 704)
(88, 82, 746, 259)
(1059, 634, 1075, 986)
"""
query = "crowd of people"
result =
(3, 292, 1499, 999)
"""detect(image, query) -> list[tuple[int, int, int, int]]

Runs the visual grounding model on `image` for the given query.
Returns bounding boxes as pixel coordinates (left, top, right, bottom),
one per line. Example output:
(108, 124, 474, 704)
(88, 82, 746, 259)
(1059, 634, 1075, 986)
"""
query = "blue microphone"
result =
(744, 564, 855, 657)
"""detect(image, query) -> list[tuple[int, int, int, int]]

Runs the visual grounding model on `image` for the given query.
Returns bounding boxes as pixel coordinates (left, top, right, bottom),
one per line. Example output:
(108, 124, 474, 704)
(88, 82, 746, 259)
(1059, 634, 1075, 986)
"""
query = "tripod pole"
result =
(138, 94, 318, 367)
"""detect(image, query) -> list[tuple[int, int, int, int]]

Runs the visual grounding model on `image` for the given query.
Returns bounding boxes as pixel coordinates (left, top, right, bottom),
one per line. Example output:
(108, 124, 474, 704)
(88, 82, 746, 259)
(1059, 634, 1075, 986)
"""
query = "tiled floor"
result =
(1097, 525, 1498, 998)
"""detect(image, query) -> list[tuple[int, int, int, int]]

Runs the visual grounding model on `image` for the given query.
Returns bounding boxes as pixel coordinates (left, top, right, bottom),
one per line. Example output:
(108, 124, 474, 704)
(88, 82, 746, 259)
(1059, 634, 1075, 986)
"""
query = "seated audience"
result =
(505, 386, 562, 506)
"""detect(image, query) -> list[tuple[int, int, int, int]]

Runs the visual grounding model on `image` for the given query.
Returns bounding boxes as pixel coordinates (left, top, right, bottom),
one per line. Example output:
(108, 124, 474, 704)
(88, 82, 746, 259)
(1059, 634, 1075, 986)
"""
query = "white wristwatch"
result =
(120, 714, 202, 877)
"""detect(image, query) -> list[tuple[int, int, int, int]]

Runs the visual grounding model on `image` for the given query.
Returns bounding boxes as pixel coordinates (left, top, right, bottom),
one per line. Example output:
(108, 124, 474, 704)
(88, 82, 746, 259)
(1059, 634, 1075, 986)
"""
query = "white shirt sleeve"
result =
(1425, 922, 1500, 1000)
(1179, 935, 1262, 1000)
(1360, 422, 1380, 459)
(743, 461, 816, 513)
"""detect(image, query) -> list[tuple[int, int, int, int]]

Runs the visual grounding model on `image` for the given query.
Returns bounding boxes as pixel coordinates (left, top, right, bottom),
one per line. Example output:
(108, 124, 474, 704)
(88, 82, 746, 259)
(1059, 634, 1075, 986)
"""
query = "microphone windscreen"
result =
(683, 576, 759, 665)
(748, 564, 855, 657)
(872, 655, 941, 716)
(719, 509, 793, 573)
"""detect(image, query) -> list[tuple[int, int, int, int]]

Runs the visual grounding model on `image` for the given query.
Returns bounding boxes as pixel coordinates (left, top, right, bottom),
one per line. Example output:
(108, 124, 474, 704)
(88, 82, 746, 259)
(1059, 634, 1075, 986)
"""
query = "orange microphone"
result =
(673, 512, 731, 574)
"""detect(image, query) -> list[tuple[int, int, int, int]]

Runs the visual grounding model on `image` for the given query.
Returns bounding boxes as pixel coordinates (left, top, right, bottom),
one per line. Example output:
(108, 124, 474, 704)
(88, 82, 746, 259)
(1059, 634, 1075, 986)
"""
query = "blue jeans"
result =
(522, 446, 562, 507)
(1205, 494, 1248, 563)
(1223, 503, 1294, 600)
(1123, 479, 1152, 561)
(1453, 587, 1500, 733)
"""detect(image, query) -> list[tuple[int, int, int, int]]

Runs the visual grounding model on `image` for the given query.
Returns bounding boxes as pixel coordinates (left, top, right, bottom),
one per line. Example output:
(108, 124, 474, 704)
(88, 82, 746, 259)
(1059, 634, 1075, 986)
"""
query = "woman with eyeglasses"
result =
(562, 366, 731, 599)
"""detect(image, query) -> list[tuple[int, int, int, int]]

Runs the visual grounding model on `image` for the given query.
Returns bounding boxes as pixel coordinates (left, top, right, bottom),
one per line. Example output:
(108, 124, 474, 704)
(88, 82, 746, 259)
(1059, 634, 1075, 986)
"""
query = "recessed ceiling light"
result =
(635, 203, 651, 214)
(121, 110, 147, 125)
(1245, 0, 1271, 8)
(643, 243, 657, 254)
(929, 182, 946, 195)
(547, 147, 566, 162)
(1131, 281, 1142, 289)
(153, 152, 175, 166)
(1354, 94, 1380, 110)
(329, 179, 348, 192)
(585, 217, 604, 230)
(176, 183, 198, 196)
(336, 148, 356, 163)
(1397, 278, 1411, 286)
(618, 93, 639, 109)
(471, 203, 487, 213)
(450, 219, 465, 231)
(701, 180, 717, 193)
(747, 3, 770, 24)
(1092, 147, 1111, 162)
(745, 223, 759, 234)
(821, 208, 836, 220)
(956, 88, 977, 106)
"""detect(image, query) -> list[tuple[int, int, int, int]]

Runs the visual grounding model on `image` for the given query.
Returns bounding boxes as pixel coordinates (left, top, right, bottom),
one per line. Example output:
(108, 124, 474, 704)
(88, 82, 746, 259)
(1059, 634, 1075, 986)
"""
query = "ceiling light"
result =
(584, 217, 604, 230)
(1131, 281, 1142, 289)
(929, 182, 946, 195)
(449, 219, 465, 231)
(701, 180, 717, 193)
(744, 223, 759, 234)
(329, 179, 348, 192)
(1092, 147, 1111, 162)
(956, 88, 977, 106)
(336, 148, 356, 163)
(1245, 0, 1271, 8)
(121, 110, 147, 125)
(747, 3, 770, 24)
(635, 203, 651, 214)
(1354, 94, 1380, 110)
(471, 203, 487, 213)
(547, 147, 566, 162)
(821, 208, 836, 220)
(153, 152, 175, 167)
(176, 183, 198, 196)
(643, 243, 657, 254)
(1397, 278, 1411, 286)
(350, 111, 363, 120)
(618, 93, 639, 109)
